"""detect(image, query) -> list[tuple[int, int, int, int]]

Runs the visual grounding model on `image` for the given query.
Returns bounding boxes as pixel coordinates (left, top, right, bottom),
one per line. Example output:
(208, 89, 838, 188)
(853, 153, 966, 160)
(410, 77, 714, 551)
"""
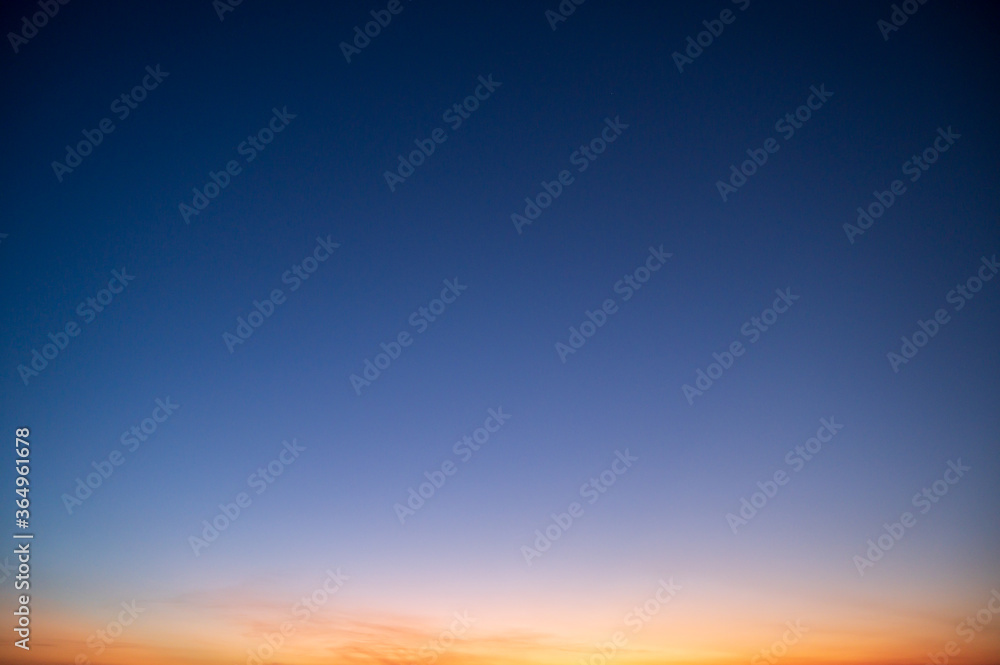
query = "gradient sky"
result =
(2, 1, 999, 664)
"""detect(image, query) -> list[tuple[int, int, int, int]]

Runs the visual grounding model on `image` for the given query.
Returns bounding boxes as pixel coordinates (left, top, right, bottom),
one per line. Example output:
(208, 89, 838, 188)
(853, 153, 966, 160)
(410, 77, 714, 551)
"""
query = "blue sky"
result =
(1, 1, 999, 663)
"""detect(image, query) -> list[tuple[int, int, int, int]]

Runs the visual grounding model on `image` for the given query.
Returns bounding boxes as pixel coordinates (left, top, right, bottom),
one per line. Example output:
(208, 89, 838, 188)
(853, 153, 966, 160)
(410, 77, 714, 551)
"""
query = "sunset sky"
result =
(1, 1, 999, 664)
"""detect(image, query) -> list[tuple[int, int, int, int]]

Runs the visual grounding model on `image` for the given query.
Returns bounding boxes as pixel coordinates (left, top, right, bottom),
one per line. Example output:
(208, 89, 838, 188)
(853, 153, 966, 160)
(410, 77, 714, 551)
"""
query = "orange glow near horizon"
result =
(7, 591, 1000, 665)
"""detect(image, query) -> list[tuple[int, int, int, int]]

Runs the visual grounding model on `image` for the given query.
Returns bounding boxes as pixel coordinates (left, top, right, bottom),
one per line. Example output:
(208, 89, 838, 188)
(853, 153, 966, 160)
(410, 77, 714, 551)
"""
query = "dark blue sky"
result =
(1, 1, 999, 663)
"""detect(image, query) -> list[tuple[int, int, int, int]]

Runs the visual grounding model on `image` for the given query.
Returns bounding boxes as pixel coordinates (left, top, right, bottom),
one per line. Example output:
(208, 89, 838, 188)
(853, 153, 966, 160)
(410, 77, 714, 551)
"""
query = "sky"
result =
(1, 1, 999, 664)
